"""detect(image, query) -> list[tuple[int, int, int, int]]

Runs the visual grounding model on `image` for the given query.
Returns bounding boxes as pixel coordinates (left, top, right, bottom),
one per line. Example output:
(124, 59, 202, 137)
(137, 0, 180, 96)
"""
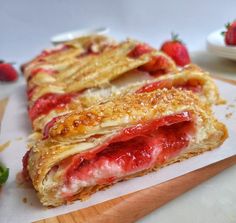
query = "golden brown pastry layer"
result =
(24, 38, 177, 104)
(21, 34, 227, 207)
(24, 89, 227, 206)
(30, 64, 221, 132)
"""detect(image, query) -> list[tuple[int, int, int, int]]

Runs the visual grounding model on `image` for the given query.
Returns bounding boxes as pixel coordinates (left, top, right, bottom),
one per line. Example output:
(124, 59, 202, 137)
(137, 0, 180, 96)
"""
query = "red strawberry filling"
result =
(29, 93, 79, 121)
(43, 114, 67, 139)
(26, 86, 37, 100)
(28, 68, 58, 80)
(128, 43, 153, 58)
(138, 55, 174, 76)
(54, 111, 195, 198)
(22, 150, 31, 181)
(128, 44, 174, 76)
(136, 78, 202, 94)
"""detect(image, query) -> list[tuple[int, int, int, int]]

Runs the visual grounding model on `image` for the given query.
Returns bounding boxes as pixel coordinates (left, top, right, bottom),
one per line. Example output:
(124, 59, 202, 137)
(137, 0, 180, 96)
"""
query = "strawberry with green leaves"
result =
(222, 21, 236, 46)
(160, 33, 191, 67)
(0, 61, 18, 82)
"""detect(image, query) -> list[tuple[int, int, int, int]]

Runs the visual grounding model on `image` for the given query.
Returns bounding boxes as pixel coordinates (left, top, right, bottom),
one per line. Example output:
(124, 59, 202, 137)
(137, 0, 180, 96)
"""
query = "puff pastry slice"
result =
(23, 89, 227, 206)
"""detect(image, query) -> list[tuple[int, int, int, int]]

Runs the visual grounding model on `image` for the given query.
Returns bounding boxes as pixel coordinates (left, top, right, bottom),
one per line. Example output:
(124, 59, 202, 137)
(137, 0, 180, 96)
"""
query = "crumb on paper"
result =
(225, 113, 233, 119)
(218, 98, 227, 105)
(22, 197, 27, 203)
(0, 141, 11, 152)
(15, 137, 23, 141)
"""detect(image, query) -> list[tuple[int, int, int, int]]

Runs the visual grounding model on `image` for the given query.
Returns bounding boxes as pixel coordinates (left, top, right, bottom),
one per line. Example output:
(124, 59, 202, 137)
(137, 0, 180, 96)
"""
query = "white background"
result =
(0, 0, 236, 63)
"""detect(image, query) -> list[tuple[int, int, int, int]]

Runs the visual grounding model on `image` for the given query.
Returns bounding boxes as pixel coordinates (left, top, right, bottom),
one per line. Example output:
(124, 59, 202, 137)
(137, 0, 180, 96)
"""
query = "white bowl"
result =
(51, 27, 109, 44)
(207, 29, 236, 60)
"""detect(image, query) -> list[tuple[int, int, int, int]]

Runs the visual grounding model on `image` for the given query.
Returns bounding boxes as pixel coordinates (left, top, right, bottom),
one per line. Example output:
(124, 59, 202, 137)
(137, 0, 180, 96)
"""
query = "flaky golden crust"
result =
(63, 41, 154, 92)
(23, 35, 116, 78)
(25, 39, 177, 104)
(30, 64, 221, 132)
(26, 88, 228, 207)
(28, 89, 197, 187)
(25, 37, 178, 132)
(103, 64, 221, 105)
(153, 64, 221, 105)
(25, 38, 118, 102)
(47, 89, 204, 140)
(39, 119, 228, 207)
(181, 64, 221, 104)
(23, 35, 227, 207)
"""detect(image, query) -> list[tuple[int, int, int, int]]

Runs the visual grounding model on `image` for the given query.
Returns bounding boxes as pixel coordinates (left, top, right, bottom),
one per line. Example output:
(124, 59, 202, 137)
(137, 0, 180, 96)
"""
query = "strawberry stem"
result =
(221, 31, 226, 36)
(171, 32, 185, 45)
(171, 32, 180, 41)
(225, 22, 230, 29)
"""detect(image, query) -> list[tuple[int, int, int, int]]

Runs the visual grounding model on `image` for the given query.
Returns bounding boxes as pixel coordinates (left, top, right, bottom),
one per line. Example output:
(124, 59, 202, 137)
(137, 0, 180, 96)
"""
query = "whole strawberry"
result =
(160, 33, 191, 67)
(0, 61, 18, 82)
(223, 21, 236, 46)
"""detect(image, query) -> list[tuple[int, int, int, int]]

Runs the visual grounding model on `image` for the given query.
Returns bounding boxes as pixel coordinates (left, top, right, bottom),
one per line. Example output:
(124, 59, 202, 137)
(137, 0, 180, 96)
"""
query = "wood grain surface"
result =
(0, 77, 235, 223)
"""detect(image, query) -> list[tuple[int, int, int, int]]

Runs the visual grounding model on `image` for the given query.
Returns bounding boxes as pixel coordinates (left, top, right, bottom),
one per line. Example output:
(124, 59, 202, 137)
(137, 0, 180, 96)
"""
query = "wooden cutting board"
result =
(0, 76, 236, 223)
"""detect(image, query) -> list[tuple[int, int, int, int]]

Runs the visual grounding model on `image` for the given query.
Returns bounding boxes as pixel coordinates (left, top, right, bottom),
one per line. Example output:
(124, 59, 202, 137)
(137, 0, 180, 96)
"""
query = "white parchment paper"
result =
(0, 80, 235, 223)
